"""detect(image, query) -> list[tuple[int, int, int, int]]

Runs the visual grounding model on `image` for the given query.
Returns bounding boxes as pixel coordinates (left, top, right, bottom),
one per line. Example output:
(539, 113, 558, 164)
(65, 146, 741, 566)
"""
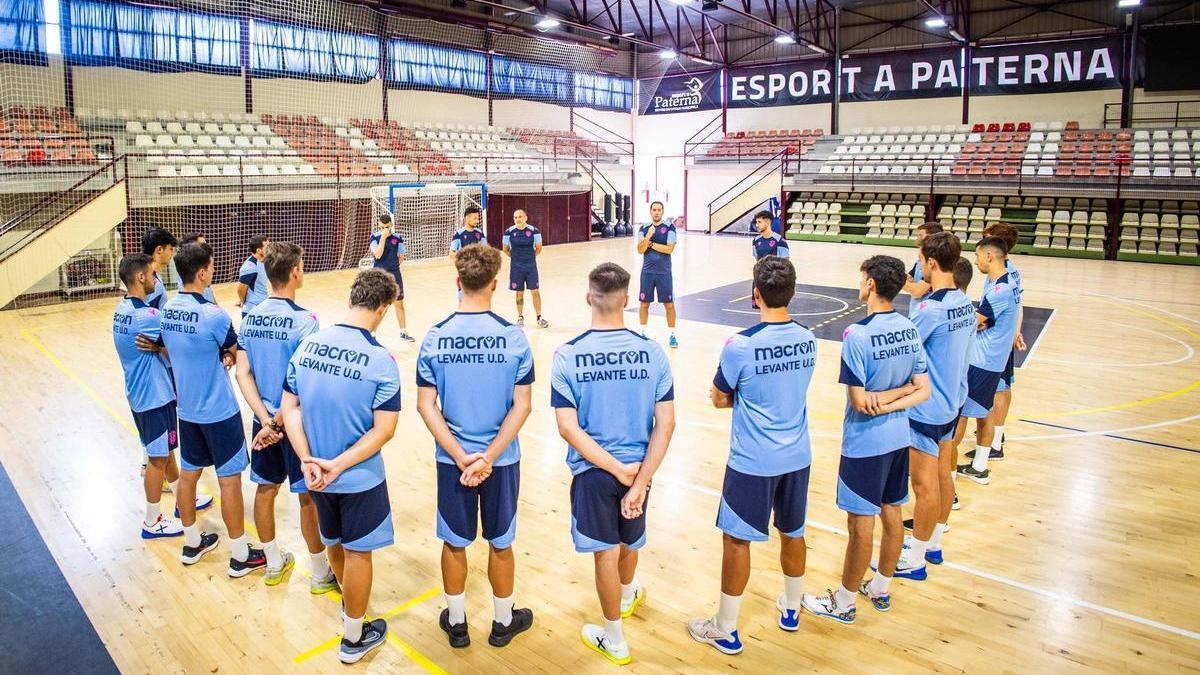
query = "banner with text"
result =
(969, 37, 1124, 96)
(638, 70, 722, 115)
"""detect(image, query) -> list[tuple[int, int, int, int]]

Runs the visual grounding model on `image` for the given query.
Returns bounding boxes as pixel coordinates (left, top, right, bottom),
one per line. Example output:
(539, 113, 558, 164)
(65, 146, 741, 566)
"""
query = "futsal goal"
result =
(357, 182, 488, 267)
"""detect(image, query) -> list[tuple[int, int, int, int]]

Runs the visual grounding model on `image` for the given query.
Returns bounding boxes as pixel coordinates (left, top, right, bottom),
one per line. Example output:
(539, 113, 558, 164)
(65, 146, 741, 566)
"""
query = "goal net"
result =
(362, 182, 487, 266)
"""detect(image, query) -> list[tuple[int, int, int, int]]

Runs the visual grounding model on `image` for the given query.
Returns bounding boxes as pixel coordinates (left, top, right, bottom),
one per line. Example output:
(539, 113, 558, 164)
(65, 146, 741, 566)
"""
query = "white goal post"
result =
(360, 182, 488, 266)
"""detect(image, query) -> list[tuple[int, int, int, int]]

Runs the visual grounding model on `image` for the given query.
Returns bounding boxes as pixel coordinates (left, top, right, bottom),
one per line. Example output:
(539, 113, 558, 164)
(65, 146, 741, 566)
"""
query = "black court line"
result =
(637, 280, 1052, 367)
(1019, 419, 1200, 455)
(0, 463, 118, 674)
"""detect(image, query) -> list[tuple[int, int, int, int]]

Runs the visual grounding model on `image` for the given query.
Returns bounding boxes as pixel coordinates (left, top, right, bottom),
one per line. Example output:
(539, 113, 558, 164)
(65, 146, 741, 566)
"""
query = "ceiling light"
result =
(775, 34, 796, 44)
(924, 17, 947, 28)
(607, 35, 620, 45)
(948, 28, 965, 41)
(1117, 0, 1141, 6)
(807, 42, 828, 54)
(692, 56, 713, 65)
(534, 17, 560, 29)
(621, 32, 635, 36)
(666, 0, 691, 5)
(659, 49, 677, 59)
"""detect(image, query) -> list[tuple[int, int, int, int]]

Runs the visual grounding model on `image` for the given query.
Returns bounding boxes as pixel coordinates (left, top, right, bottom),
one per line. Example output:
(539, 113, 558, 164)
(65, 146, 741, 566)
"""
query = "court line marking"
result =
(293, 585, 442, 666)
(725, 290, 850, 316)
(1019, 419, 1200, 454)
(670, 481, 1200, 642)
(1034, 321, 1194, 368)
(21, 328, 139, 436)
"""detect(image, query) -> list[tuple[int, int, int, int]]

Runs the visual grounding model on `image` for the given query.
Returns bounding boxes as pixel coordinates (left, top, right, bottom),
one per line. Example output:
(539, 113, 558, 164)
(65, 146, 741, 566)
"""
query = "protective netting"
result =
(366, 183, 486, 265)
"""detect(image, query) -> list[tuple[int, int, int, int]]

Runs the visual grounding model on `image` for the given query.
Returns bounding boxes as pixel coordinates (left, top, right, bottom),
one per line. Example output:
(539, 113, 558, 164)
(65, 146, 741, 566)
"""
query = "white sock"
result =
(868, 573, 892, 596)
(972, 444, 990, 472)
(169, 479, 179, 493)
(493, 595, 514, 627)
(834, 585, 856, 608)
(783, 574, 804, 610)
(992, 426, 1005, 450)
(715, 592, 741, 633)
(184, 524, 201, 548)
(343, 612, 364, 643)
(930, 523, 946, 550)
(231, 535, 249, 562)
(620, 577, 639, 602)
(311, 550, 331, 578)
(263, 540, 282, 569)
(604, 618, 625, 646)
(639, 323, 647, 335)
(907, 537, 929, 564)
(144, 501, 161, 526)
(445, 592, 466, 625)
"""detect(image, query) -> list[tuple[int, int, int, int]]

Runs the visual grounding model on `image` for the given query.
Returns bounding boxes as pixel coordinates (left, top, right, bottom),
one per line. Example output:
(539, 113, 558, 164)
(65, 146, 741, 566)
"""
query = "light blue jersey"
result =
(550, 329, 674, 475)
(751, 232, 790, 259)
(237, 297, 320, 416)
(714, 321, 816, 476)
(146, 272, 168, 310)
(838, 311, 927, 458)
(283, 324, 400, 493)
(909, 289, 975, 425)
(972, 273, 1020, 372)
(416, 311, 535, 466)
(238, 256, 269, 313)
(113, 296, 175, 413)
(160, 292, 239, 424)
(985, 258, 1023, 294)
(907, 258, 927, 318)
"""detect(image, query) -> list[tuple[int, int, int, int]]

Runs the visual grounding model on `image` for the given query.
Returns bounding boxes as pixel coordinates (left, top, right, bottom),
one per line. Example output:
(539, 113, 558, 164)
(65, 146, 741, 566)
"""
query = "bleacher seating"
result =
(1117, 200, 1200, 257)
(509, 127, 610, 160)
(1, 105, 99, 166)
(703, 128, 822, 161)
(267, 114, 382, 177)
(785, 191, 925, 241)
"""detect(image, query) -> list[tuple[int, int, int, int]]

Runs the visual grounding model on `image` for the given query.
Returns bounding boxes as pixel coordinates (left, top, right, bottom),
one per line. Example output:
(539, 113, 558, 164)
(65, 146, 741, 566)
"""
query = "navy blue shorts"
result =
(391, 270, 405, 300)
(638, 270, 673, 304)
(178, 413, 248, 477)
(436, 461, 520, 549)
(962, 365, 1003, 418)
(311, 481, 394, 552)
(133, 401, 178, 459)
(909, 418, 958, 457)
(250, 420, 305, 492)
(509, 266, 539, 291)
(717, 466, 809, 542)
(570, 468, 648, 553)
(837, 448, 909, 516)
(997, 350, 1015, 392)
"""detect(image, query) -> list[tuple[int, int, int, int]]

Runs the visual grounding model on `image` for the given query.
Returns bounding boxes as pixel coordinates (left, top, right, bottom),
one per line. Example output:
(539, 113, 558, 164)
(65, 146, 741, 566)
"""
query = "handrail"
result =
(683, 113, 724, 157)
(0, 156, 122, 239)
(573, 111, 633, 145)
(1103, 98, 1200, 128)
(707, 148, 787, 214)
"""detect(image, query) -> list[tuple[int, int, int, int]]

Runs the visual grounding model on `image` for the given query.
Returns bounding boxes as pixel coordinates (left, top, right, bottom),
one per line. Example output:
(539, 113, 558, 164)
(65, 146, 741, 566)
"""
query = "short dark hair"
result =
(173, 242, 213, 285)
(349, 269, 398, 310)
(981, 222, 1018, 253)
(976, 235, 1009, 257)
(588, 263, 630, 312)
(916, 222, 944, 236)
(248, 234, 269, 254)
(378, 212, 392, 225)
(179, 232, 204, 246)
(141, 226, 177, 255)
(264, 241, 303, 289)
(753, 256, 795, 309)
(119, 253, 153, 288)
(920, 231, 961, 273)
(456, 244, 501, 292)
(463, 205, 481, 219)
(650, 200, 664, 210)
(860, 255, 907, 301)
(954, 256, 973, 291)
(754, 210, 773, 222)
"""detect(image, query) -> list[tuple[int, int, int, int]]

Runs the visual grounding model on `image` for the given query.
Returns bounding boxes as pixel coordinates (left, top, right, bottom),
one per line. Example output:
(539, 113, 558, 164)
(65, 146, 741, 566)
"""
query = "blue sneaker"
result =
(858, 581, 891, 612)
(892, 546, 928, 581)
(801, 590, 856, 625)
(175, 492, 214, 518)
(141, 514, 183, 539)
(775, 594, 800, 631)
(668, 334, 679, 349)
(687, 617, 743, 655)
(925, 548, 944, 565)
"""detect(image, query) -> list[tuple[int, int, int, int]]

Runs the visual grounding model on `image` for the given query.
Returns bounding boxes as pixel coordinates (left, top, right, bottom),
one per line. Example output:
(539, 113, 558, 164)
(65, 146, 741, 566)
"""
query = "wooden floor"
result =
(2, 234, 1199, 673)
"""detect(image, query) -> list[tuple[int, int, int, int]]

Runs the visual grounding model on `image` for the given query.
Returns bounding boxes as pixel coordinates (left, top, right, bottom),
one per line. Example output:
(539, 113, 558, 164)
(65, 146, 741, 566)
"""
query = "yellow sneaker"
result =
(580, 624, 630, 665)
(619, 583, 644, 619)
(264, 552, 295, 587)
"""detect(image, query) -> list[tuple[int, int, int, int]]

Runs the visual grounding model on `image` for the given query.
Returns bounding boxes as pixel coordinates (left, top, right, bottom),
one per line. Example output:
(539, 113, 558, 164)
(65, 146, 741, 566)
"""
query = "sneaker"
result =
(439, 608, 470, 648)
(892, 549, 928, 581)
(228, 547, 268, 578)
(801, 591, 856, 625)
(517, 316, 525, 327)
(620, 582, 644, 618)
(668, 334, 679, 349)
(264, 551, 295, 587)
(399, 332, 416, 343)
(965, 447, 1004, 461)
(902, 518, 913, 530)
(956, 464, 990, 485)
(686, 617, 743, 655)
(174, 492, 214, 518)
(141, 514, 184, 539)
(537, 317, 549, 329)
(925, 548, 944, 565)
(339, 618, 387, 664)
(181, 532, 219, 565)
(488, 607, 534, 647)
(952, 494, 961, 510)
(858, 580, 891, 612)
(903, 518, 950, 533)
(310, 571, 340, 595)
(140, 463, 147, 478)
(580, 624, 631, 665)
(775, 593, 800, 631)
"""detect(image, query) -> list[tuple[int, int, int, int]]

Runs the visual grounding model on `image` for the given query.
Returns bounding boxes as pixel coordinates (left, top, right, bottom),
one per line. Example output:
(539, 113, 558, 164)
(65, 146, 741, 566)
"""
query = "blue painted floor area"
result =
(636, 280, 1051, 368)
(0, 463, 118, 674)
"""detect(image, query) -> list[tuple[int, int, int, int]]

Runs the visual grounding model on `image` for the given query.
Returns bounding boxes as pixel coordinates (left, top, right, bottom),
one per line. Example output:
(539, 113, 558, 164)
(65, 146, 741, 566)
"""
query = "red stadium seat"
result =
(1065, 120, 1079, 130)
(1017, 122, 1031, 132)
(1002, 122, 1015, 132)
(972, 123, 985, 133)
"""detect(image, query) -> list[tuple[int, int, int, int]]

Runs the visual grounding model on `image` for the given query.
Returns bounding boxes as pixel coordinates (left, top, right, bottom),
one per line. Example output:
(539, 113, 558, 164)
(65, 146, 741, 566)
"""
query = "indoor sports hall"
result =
(0, 0, 1197, 671)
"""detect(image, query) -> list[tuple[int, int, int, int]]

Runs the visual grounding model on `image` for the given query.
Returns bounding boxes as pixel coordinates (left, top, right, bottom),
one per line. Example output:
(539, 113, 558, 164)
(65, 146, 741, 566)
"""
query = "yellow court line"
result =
(293, 585, 442, 665)
(387, 633, 450, 675)
(21, 328, 138, 436)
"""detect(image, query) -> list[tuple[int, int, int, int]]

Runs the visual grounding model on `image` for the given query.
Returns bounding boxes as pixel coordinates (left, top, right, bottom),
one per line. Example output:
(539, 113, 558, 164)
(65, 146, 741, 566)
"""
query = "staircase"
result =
(0, 159, 128, 308)
(708, 151, 784, 234)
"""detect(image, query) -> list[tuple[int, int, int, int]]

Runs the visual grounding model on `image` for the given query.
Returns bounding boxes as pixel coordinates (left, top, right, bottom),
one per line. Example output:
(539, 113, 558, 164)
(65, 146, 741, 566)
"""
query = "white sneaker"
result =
(195, 492, 214, 510)
(893, 547, 928, 581)
(686, 617, 743, 655)
(141, 514, 183, 539)
(801, 591, 856, 625)
(580, 624, 631, 665)
(620, 581, 644, 618)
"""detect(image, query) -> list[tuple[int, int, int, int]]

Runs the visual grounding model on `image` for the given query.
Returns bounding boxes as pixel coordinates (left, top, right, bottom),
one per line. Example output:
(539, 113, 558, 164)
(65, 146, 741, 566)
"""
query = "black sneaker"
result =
(952, 494, 961, 510)
(399, 332, 416, 343)
(439, 608, 470, 648)
(228, 547, 268, 578)
(488, 607, 534, 647)
(902, 518, 914, 530)
(964, 447, 1004, 461)
(339, 618, 387, 664)
(956, 464, 990, 485)
(181, 532, 219, 565)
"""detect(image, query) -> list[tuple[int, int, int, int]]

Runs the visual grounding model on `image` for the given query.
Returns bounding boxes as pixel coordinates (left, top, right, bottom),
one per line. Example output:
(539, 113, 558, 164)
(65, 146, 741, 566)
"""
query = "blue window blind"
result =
(251, 20, 378, 82)
(491, 55, 570, 104)
(387, 40, 486, 94)
(66, 0, 240, 72)
(1, 0, 44, 59)
(574, 71, 633, 111)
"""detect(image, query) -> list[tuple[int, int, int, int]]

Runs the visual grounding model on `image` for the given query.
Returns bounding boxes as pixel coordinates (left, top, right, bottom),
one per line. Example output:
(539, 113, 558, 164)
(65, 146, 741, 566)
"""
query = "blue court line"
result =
(1019, 418, 1200, 455)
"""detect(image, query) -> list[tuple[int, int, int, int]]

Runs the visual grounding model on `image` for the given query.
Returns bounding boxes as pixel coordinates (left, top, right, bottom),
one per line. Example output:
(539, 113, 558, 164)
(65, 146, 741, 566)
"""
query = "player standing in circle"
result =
(370, 212, 416, 343)
(904, 223, 943, 316)
(502, 209, 549, 328)
(237, 234, 271, 316)
(450, 206, 486, 262)
(142, 226, 178, 311)
(636, 201, 679, 348)
(750, 210, 790, 309)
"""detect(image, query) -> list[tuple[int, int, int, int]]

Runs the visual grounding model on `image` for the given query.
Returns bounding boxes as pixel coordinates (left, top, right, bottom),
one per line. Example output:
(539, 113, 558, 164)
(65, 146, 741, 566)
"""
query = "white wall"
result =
(685, 165, 769, 233)
(387, 89, 488, 125)
(254, 78, 383, 120)
(73, 67, 244, 116)
(576, 108, 633, 140)
(493, 99, 570, 130)
(839, 96, 961, 130)
(632, 109, 715, 226)
(0, 60, 65, 107)
(728, 102, 828, 133)
(969, 89, 1120, 128)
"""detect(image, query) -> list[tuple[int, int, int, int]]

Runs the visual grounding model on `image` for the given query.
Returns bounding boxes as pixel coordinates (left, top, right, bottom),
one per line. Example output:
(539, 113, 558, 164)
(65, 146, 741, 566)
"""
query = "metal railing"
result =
(1104, 99, 1200, 129)
(707, 148, 788, 234)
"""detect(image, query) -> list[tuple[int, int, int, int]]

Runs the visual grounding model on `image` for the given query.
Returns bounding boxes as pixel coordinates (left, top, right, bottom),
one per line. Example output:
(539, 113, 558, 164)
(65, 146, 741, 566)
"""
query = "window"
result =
(1, 0, 45, 58)
(387, 39, 486, 94)
(574, 71, 633, 111)
(491, 55, 570, 105)
(66, 0, 239, 71)
(251, 20, 378, 82)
